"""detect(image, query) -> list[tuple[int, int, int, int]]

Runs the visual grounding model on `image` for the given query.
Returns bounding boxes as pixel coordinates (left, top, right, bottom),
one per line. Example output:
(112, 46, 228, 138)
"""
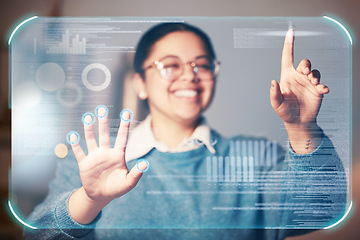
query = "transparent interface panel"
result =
(10, 17, 351, 229)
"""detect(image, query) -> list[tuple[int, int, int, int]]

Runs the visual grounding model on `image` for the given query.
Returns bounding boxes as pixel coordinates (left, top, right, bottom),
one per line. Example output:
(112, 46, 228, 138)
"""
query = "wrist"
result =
(284, 122, 323, 154)
(69, 187, 110, 225)
(80, 187, 112, 209)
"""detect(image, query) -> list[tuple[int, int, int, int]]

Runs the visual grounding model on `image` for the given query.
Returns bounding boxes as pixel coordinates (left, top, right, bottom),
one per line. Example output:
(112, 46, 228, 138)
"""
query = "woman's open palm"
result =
(69, 107, 147, 203)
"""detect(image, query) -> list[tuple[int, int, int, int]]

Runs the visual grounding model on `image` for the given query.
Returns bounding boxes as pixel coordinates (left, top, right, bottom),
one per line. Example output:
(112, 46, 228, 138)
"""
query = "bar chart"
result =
(46, 29, 86, 54)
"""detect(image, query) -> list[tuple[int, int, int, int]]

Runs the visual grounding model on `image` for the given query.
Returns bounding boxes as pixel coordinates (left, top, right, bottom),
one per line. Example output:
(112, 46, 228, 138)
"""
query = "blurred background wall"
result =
(0, 0, 359, 239)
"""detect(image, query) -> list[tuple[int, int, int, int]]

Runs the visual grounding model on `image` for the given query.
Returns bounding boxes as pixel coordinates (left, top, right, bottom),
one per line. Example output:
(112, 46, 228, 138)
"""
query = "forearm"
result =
(24, 191, 96, 240)
(69, 187, 110, 225)
(279, 134, 347, 232)
(284, 122, 323, 154)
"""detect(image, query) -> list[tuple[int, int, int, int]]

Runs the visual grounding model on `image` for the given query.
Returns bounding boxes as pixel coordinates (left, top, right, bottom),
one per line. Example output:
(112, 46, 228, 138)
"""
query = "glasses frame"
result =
(142, 55, 220, 82)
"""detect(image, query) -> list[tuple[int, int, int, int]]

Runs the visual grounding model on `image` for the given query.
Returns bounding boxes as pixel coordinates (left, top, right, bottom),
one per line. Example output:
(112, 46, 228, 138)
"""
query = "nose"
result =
(180, 63, 199, 83)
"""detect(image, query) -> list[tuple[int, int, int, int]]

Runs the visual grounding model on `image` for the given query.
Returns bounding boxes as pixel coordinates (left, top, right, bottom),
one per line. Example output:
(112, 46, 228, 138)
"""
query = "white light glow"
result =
(8, 16, 38, 45)
(257, 31, 324, 37)
(323, 16, 353, 45)
(323, 201, 353, 229)
(8, 200, 38, 229)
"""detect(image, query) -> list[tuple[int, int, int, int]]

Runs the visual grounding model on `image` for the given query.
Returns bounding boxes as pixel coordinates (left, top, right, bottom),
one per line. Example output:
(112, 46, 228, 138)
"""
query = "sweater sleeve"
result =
(277, 134, 348, 239)
(23, 154, 100, 239)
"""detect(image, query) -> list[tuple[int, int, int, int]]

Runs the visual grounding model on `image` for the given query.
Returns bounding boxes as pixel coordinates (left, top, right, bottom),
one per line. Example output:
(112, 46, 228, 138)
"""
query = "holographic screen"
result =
(9, 17, 351, 229)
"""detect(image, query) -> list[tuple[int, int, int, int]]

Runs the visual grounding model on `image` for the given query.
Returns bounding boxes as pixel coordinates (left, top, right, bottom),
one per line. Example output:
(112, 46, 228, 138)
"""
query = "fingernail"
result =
(95, 105, 108, 118)
(82, 112, 95, 125)
(120, 109, 133, 122)
(287, 29, 294, 38)
(67, 131, 80, 145)
(136, 159, 150, 172)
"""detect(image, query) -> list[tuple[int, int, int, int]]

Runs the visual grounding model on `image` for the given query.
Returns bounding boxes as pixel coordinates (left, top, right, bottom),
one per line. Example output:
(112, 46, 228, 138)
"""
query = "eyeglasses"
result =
(143, 55, 220, 82)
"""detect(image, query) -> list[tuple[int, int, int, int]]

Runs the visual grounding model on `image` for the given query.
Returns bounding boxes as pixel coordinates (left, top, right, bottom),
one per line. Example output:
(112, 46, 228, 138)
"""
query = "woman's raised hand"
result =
(270, 29, 329, 126)
(68, 107, 148, 224)
(270, 30, 328, 153)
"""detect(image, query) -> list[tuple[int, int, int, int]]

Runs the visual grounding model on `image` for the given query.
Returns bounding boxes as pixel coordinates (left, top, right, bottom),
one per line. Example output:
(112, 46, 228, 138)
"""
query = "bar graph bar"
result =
(224, 157, 230, 182)
(218, 156, 223, 182)
(212, 156, 218, 182)
(206, 139, 280, 183)
(46, 29, 86, 55)
(206, 156, 212, 182)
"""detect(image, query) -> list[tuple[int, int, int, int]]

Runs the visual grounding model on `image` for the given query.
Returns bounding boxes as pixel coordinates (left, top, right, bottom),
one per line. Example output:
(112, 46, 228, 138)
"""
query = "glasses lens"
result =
(158, 56, 182, 81)
(156, 56, 219, 82)
(195, 57, 217, 80)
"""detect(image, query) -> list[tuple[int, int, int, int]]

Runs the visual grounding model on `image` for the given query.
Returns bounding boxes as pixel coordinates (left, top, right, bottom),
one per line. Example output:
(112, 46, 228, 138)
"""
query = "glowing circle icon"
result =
(66, 131, 80, 145)
(55, 143, 68, 158)
(120, 109, 133, 122)
(136, 159, 150, 173)
(36, 62, 65, 92)
(82, 112, 95, 125)
(95, 105, 109, 118)
(82, 63, 111, 91)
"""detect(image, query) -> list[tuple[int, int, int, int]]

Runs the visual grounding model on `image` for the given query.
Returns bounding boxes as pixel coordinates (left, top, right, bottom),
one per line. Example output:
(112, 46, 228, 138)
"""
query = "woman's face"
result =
(138, 31, 216, 125)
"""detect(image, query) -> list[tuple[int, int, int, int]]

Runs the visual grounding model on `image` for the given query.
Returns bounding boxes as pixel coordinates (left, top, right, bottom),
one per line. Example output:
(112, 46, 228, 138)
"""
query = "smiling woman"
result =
(134, 30, 217, 149)
(24, 22, 347, 240)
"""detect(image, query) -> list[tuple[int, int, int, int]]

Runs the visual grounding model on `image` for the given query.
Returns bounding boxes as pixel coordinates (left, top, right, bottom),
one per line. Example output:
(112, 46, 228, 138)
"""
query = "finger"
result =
(316, 84, 329, 95)
(67, 132, 86, 163)
(114, 109, 133, 152)
(95, 105, 111, 148)
(270, 80, 284, 110)
(312, 69, 321, 81)
(82, 113, 97, 153)
(293, 74, 320, 97)
(309, 69, 321, 85)
(126, 159, 149, 189)
(296, 59, 311, 75)
(281, 29, 294, 69)
(307, 72, 318, 85)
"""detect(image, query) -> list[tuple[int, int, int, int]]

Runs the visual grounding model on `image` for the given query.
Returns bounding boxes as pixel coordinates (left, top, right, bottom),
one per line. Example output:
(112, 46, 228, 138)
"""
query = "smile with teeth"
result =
(173, 89, 198, 97)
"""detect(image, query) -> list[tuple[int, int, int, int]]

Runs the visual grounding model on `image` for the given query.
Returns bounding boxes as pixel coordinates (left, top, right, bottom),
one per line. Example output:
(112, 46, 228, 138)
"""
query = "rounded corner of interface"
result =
(8, 16, 39, 46)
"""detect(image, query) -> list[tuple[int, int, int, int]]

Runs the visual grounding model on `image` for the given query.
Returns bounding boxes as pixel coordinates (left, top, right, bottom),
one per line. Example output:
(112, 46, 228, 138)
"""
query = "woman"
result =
(25, 23, 346, 239)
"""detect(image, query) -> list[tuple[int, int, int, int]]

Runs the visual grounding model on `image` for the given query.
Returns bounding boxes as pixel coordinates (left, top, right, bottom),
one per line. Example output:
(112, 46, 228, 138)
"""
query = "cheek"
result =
(144, 72, 163, 93)
(204, 82, 215, 98)
(145, 79, 171, 101)
(202, 82, 215, 108)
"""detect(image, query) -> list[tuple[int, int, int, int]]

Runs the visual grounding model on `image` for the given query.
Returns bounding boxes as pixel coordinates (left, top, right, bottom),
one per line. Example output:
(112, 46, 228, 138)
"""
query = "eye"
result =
(198, 64, 213, 71)
(195, 58, 213, 71)
(163, 62, 181, 70)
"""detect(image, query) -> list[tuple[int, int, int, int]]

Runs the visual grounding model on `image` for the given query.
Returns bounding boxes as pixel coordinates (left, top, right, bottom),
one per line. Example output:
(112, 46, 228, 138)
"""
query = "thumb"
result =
(270, 80, 283, 110)
(126, 159, 149, 189)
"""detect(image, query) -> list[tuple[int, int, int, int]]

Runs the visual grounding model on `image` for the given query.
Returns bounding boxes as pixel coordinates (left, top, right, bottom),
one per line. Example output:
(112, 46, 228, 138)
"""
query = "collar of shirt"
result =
(125, 115, 216, 162)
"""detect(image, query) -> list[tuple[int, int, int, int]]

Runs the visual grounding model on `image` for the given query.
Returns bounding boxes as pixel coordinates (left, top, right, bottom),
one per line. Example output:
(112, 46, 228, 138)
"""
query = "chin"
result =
(174, 109, 203, 124)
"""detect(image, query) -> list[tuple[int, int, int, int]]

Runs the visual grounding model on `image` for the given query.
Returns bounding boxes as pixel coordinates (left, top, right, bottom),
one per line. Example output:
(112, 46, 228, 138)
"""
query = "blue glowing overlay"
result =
(9, 17, 351, 229)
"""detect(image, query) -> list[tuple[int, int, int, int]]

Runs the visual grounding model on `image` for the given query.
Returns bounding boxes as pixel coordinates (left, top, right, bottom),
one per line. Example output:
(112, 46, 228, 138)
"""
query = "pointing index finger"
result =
(281, 29, 294, 69)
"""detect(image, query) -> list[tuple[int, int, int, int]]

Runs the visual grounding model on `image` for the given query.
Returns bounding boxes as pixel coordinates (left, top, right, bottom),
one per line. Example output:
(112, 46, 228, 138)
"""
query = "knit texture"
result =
(24, 131, 347, 239)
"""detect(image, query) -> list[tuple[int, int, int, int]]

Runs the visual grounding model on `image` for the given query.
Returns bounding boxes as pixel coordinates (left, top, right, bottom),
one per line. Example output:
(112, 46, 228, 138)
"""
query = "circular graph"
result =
(56, 82, 82, 107)
(82, 63, 111, 91)
(36, 62, 65, 92)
